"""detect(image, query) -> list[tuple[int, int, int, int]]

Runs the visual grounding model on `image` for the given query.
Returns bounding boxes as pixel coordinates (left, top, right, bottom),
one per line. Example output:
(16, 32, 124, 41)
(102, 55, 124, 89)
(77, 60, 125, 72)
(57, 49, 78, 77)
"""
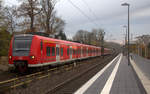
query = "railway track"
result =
(0, 57, 101, 93)
(44, 53, 117, 94)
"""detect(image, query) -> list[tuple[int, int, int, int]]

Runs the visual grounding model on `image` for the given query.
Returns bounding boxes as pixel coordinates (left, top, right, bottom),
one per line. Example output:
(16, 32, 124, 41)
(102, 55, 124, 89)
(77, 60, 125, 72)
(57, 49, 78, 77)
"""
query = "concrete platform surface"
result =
(130, 54, 150, 94)
(74, 54, 147, 94)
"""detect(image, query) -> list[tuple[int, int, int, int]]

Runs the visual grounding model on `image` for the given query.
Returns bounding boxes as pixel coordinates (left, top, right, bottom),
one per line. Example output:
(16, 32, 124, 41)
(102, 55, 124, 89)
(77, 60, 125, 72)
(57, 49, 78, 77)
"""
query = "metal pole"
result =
(100, 31, 105, 57)
(124, 26, 128, 47)
(121, 3, 130, 65)
(128, 5, 130, 65)
(126, 27, 127, 45)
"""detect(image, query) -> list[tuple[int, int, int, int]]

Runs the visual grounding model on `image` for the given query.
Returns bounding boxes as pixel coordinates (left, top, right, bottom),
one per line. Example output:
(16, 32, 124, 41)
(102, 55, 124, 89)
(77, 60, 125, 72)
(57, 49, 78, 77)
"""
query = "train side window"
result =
(73, 49, 75, 55)
(79, 49, 80, 55)
(41, 40, 43, 50)
(83, 48, 84, 54)
(83, 48, 85, 54)
(82, 48, 84, 54)
(76, 49, 77, 55)
(61, 48, 63, 56)
(67, 48, 69, 55)
(56, 47, 59, 56)
(87, 49, 88, 54)
(52, 47, 55, 56)
(46, 47, 50, 56)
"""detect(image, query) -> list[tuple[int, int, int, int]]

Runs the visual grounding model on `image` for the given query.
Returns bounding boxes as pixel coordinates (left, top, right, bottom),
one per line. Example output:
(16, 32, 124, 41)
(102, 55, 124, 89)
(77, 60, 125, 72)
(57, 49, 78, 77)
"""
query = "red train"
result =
(8, 34, 111, 72)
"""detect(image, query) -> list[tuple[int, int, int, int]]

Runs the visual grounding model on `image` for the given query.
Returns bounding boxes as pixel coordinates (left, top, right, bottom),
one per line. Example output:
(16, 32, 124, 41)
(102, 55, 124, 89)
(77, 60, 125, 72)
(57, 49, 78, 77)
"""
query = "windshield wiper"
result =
(14, 48, 29, 51)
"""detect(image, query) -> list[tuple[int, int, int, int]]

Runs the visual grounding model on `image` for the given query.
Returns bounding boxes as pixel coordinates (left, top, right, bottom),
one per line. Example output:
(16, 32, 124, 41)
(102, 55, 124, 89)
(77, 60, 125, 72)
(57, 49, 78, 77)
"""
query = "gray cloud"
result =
(5, 0, 150, 44)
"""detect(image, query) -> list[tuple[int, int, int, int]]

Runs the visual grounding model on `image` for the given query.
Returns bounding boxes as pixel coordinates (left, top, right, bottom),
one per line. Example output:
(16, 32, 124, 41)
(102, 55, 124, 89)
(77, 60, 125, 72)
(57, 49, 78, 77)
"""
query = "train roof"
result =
(38, 35, 100, 49)
(14, 34, 101, 49)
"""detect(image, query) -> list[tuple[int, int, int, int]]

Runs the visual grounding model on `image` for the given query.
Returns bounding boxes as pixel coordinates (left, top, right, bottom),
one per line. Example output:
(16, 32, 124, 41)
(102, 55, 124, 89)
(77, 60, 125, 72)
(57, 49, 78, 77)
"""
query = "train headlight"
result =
(30, 56, 35, 59)
(9, 56, 12, 59)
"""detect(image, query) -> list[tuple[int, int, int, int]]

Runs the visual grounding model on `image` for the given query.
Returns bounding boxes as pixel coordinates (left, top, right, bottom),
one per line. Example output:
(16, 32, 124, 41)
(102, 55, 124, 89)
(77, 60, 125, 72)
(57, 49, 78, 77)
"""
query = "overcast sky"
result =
(5, 0, 150, 44)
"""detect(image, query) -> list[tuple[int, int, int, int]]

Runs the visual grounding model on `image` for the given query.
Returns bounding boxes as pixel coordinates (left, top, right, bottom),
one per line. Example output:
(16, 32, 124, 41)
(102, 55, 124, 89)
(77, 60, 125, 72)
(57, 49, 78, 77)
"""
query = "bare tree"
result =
(3, 6, 17, 34)
(73, 30, 90, 44)
(52, 17, 65, 33)
(73, 28, 105, 46)
(17, 0, 41, 31)
(0, 0, 5, 29)
(41, 0, 56, 34)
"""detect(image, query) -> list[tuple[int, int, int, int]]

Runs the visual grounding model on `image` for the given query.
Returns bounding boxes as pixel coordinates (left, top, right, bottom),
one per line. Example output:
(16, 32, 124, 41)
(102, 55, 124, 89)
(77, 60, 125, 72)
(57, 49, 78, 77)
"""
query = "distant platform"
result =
(74, 53, 149, 94)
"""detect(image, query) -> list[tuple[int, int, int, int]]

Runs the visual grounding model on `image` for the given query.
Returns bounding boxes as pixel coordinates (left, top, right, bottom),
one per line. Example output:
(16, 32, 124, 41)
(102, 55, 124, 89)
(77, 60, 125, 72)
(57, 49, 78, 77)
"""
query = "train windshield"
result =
(13, 36, 33, 56)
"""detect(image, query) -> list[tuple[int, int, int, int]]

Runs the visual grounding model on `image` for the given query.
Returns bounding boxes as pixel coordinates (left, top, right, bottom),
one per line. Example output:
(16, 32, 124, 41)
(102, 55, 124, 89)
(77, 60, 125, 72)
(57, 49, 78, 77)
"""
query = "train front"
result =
(8, 34, 34, 72)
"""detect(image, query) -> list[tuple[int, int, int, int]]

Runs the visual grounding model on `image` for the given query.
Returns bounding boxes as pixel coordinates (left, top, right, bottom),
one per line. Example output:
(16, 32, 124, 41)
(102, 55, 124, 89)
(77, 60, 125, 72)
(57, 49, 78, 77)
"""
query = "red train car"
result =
(8, 34, 104, 72)
(103, 48, 112, 55)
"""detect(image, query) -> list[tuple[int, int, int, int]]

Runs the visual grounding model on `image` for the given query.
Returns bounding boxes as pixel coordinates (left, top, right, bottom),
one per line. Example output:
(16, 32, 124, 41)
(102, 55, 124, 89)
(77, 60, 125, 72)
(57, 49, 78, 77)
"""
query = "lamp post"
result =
(121, 3, 130, 65)
(123, 25, 127, 46)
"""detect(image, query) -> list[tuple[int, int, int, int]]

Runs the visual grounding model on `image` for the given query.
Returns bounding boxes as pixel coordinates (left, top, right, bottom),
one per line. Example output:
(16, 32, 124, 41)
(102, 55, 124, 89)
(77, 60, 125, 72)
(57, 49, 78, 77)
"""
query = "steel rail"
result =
(44, 54, 117, 94)
(0, 60, 86, 92)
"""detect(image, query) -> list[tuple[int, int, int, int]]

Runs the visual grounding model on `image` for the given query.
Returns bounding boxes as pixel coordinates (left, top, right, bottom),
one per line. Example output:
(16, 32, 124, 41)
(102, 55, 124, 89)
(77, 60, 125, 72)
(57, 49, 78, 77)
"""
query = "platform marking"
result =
(130, 58, 150, 93)
(74, 54, 121, 94)
(100, 54, 122, 94)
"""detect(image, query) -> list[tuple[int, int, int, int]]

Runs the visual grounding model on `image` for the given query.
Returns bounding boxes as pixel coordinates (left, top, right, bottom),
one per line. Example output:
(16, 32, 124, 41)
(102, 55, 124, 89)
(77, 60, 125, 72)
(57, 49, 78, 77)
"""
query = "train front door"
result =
(56, 44, 60, 62)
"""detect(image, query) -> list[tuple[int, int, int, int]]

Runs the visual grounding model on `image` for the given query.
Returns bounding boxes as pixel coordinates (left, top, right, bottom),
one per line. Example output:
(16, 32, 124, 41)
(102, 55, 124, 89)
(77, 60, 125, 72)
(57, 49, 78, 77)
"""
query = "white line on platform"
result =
(130, 58, 150, 94)
(100, 54, 122, 94)
(74, 54, 121, 94)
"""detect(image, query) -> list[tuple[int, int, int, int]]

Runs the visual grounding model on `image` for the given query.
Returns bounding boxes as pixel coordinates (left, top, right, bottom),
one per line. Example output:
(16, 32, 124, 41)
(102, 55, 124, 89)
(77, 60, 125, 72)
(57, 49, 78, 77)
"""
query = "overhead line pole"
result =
(122, 3, 130, 65)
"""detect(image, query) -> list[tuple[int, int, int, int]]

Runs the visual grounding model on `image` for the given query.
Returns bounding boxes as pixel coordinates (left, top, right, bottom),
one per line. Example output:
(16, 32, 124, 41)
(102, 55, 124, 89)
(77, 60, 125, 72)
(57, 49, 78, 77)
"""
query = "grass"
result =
(0, 56, 8, 65)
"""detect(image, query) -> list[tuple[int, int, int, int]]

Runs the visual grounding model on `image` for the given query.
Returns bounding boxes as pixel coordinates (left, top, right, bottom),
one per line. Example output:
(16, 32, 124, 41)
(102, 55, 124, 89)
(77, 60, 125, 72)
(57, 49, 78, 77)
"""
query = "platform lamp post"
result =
(121, 3, 130, 65)
(123, 25, 128, 45)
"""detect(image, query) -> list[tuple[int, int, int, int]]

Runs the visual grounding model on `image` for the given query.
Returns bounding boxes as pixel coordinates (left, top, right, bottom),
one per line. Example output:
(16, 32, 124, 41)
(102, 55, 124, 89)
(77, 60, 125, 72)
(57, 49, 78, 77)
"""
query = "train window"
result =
(67, 48, 69, 55)
(52, 47, 55, 56)
(74, 49, 75, 55)
(78, 48, 81, 55)
(75, 49, 77, 55)
(40, 40, 43, 50)
(87, 49, 88, 54)
(73, 49, 75, 55)
(46, 47, 50, 56)
(61, 48, 63, 56)
(56, 47, 59, 56)
(82, 49, 84, 54)
(75, 49, 76, 55)
(76, 49, 78, 55)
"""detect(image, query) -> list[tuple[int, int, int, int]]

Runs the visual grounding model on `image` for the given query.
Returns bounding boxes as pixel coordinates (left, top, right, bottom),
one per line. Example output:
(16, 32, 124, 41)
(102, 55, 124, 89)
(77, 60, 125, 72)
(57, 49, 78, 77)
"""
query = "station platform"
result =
(74, 53, 150, 94)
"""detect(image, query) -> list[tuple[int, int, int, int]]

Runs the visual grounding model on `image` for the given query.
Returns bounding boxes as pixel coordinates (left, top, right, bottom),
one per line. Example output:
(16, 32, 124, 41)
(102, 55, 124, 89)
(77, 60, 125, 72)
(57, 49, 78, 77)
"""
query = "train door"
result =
(81, 46, 83, 58)
(56, 44, 60, 62)
(70, 46, 72, 60)
(40, 39, 43, 64)
(87, 47, 88, 57)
